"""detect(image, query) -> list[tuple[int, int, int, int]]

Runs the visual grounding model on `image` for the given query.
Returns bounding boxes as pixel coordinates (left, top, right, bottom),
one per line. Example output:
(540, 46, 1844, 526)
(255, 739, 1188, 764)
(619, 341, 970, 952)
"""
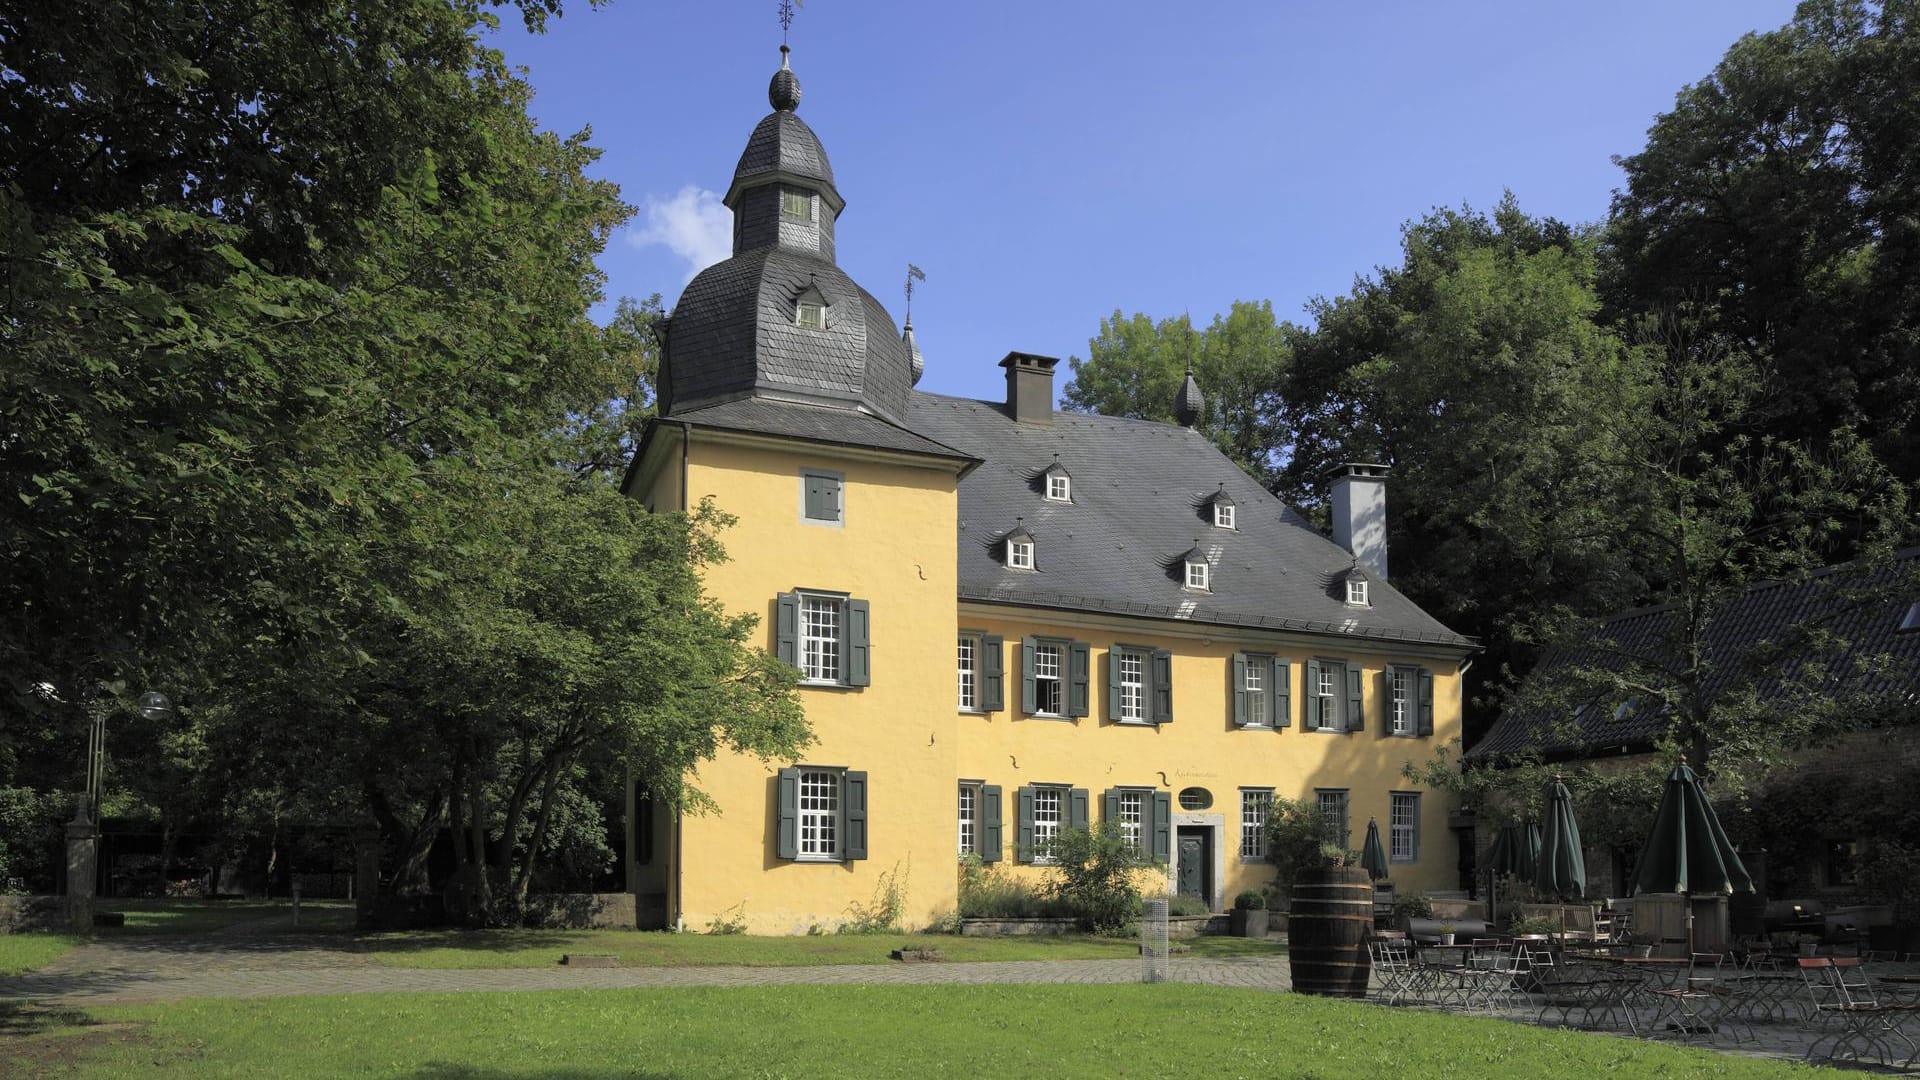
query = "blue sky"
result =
(492, 0, 1801, 404)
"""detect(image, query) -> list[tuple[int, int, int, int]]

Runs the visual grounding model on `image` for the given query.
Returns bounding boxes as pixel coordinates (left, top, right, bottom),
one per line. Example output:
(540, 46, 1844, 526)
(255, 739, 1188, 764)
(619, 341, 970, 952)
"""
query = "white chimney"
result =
(1329, 463, 1389, 581)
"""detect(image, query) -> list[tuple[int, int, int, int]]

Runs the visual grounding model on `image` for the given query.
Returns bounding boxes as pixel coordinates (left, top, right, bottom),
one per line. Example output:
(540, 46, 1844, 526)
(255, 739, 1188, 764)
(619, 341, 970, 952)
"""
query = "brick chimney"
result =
(1000, 352, 1060, 427)
(1328, 463, 1390, 580)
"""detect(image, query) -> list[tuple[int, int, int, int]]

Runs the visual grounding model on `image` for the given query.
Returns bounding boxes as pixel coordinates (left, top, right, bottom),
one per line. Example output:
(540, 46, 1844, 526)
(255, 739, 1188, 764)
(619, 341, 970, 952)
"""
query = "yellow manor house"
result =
(620, 48, 1477, 933)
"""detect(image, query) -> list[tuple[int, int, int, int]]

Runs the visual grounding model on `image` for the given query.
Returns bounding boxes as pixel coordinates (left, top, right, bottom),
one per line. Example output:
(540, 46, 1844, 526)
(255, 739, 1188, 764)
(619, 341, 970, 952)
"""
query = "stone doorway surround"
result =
(1167, 812, 1225, 912)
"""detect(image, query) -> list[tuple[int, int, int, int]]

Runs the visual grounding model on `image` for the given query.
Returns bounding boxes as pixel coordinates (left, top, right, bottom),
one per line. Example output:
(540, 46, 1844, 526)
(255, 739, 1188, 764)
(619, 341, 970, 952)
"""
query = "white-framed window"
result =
(801, 470, 842, 524)
(1118, 789, 1145, 851)
(1241, 788, 1273, 860)
(1046, 473, 1071, 502)
(1244, 656, 1268, 726)
(800, 594, 842, 683)
(1008, 537, 1035, 570)
(957, 635, 978, 711)
(780, 190, 813, 221)
(1316, 789, 1350, 850)
(1390, 667, 1412, 735)
(798, 769, 841, 860)
(957, 783, 978, 856)
(1033, 642, 1063, 716)
(1032, 786, 1063, 864)
(1314, 663, 1339, 730)
(1346, 579, 1369, 606)
(1185, 560, 1210, 591)
(1117, 649, 1145, 722)
(796, 298, 826, 330)
(1390, 792, 1419, 862)
(1214, 503, 1235, 529)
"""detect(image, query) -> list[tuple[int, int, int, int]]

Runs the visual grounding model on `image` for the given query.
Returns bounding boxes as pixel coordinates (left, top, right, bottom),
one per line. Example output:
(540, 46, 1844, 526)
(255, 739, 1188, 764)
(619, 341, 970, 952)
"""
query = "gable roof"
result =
(908, 391, 1475, 650)
(655, 396, 976, 463)
(1469, 547, 1920, 761)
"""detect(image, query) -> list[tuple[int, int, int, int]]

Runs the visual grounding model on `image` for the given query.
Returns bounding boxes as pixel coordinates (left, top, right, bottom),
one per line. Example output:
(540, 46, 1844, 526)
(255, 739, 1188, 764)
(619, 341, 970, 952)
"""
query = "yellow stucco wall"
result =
(660, 432, 965, 933)
(632, 426, 1470, 932)
(955, 609, 1465, 905)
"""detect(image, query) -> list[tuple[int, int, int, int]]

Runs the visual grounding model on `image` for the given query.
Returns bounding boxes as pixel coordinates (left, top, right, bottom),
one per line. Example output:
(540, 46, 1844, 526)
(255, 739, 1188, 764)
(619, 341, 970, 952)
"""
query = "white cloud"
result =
(627, 186, 732, 281)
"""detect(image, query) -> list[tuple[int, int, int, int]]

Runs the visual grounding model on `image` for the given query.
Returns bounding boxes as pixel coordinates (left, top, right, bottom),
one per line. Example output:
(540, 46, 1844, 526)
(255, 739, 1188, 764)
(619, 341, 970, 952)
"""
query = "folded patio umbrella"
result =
(1630, 760, 1754, 953)
(1361, 818, 1390, 882)
(1534, 776, 1587, 901)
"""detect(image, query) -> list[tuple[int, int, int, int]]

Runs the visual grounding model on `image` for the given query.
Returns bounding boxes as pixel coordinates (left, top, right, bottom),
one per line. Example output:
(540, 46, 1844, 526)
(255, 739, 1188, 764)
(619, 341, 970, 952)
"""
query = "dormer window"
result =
(1346, 579, 1369, 606)
(796, 298, 825, 330)
(1901, 601, 1920, 634)
(1185, 559, 1210, 591)
(1047, 474, 1070, 502)
(781, 190, 813, 221)
(1214, 503, 1235, 529)
(1009, 538, 1035, 570)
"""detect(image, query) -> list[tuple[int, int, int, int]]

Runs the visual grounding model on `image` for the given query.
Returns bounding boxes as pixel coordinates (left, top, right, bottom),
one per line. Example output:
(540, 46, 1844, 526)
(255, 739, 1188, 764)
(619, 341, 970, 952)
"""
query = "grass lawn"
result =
(0, 933, 81, 975)
(5, 985, 1822, 1078)
(97, 898, 354, 935)
(359, 929, 1283, 968)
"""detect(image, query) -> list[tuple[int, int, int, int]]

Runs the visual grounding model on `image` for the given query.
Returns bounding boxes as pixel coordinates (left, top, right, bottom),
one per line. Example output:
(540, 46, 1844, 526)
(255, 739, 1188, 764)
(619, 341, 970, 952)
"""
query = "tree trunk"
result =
(513, 752, 569, 904)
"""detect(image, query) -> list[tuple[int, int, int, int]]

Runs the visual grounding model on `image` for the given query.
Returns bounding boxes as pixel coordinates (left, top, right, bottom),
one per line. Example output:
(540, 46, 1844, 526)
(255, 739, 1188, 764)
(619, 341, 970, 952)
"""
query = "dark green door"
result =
(1177, 828, 1208, 907)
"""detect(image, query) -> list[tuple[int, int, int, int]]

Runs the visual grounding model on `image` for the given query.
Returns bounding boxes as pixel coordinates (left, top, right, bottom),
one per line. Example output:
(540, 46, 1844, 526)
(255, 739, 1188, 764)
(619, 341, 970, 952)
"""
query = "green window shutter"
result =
(804, 474, 837, 520)
(776, 767, 799, 860)
(1417, 668, 1435, 736)
(980, 635, 1005, 711)
(1345, 662, 1364, 732)
(1016, 786, 1036, 863)
(980, 785, 1004, 863)
(1151, 791, 1172, 862)
(843, 771, 868, 860)
(1151, 650, 1173, 724)
(1274, 657, 1292, 729)
(1020, 637, 1037, 715)
(1304, 659, 1322, 728)
(844, 599, 871, 686)
(1106, 648, 1125, 721)
(1068, 641, 1091, 718)
(1103, 788, 1121, 824)
(775, 592, 799, 669)
(1069, 788, 1090, 831)
(1231, 653, 1249, 726)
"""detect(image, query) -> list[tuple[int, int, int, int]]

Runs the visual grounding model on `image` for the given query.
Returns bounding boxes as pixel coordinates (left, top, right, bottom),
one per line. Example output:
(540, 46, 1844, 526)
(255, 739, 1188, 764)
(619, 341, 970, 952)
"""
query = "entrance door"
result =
(1176, 827, 1210, 909)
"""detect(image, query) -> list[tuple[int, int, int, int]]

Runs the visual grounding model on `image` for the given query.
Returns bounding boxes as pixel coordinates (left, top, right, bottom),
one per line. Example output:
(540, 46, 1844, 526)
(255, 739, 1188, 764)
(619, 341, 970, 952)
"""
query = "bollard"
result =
(292, 881, 302, 927)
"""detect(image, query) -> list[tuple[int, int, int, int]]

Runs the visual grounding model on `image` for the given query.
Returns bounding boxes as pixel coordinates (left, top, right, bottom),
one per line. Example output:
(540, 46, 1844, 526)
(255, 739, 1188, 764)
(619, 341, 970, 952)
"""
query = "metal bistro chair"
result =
(1649, 952, 1752, 1046)
(1460, 938, 1527, 1013)
(1797, 957, 1920, 1067)
(1370, 933, 1421, 1007)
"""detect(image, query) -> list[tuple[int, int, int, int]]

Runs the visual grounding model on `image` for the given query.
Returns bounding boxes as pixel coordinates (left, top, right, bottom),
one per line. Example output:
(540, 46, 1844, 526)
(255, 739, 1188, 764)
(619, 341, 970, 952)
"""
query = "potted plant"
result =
(1230, 890, 1268, 938)
(1391, 891, 1434, 931)
(1438, 922, 1457, 946)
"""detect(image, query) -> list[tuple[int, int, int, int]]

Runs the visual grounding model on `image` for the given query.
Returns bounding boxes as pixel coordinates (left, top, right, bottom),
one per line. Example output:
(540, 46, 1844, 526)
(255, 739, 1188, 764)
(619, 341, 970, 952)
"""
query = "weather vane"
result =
(905, 263, 925, 320)
(779, 0, 798, 45)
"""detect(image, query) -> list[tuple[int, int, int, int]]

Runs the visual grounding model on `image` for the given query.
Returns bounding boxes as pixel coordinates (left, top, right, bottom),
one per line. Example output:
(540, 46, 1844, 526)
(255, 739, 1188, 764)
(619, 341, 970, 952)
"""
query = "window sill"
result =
(795, 855, 843, 864)
(958, 707, 989, 716)
(1025, 713, 1074, 722)
(1115, 718, 1154, 726)
(1237, 723, 1273, 731)
(1311, 726, 1351, 734)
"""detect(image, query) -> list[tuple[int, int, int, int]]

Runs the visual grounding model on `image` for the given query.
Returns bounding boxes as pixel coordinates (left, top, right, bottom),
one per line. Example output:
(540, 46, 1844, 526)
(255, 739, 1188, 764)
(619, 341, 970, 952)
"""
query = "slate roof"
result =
(662, 397, 974, 463)
(728, 110, 838, 207)
(661, 247, 916, 424)
(1469, 547, 1920, 761)
(907, 392, 1476, 649)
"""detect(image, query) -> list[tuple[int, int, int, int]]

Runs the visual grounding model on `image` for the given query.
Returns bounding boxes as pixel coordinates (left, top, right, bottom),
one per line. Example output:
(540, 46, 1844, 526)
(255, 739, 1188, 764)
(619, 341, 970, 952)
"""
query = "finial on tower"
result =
(770, 2, 802, 111)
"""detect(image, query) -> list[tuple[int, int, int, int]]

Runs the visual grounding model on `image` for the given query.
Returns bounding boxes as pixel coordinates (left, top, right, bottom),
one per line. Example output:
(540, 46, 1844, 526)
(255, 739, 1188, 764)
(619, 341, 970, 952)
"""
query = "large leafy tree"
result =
(1606, 0, 1920, 484)
(0, 0, 808, 902)
(1061, 302, 1291, 484)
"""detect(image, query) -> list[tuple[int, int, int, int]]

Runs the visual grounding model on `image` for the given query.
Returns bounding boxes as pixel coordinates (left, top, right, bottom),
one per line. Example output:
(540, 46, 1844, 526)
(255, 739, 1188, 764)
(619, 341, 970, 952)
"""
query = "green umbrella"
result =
(1534, 776, 1587, 901)
(1517, 821, 1541, 882)
(1631, 761, 1754, 896)
(1361, 818, 1390, 882)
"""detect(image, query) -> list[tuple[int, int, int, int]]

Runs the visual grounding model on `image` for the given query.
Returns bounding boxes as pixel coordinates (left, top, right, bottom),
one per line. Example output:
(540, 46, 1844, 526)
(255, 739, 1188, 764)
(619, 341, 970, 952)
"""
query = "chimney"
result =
(1000, 352, 1060, 426)
(1328, 462, 1389, 580)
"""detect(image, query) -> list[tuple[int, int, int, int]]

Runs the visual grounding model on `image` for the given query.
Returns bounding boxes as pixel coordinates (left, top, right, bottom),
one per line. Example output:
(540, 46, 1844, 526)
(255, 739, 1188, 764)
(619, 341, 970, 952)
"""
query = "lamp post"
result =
(64, 686, 172, 932)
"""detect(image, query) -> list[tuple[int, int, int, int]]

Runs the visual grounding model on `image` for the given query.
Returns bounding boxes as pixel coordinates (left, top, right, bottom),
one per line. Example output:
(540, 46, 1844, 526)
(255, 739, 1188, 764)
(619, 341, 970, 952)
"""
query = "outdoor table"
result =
(1719, 971, 1805, 1023)
(1413, 944, 1475, 1008)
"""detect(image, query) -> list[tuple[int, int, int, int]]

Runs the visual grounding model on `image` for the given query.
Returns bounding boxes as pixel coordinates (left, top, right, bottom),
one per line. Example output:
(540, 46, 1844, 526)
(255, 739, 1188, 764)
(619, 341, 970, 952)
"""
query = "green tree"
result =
(1061, 302, 1291, 483)
(1606, 0, 1920, 484)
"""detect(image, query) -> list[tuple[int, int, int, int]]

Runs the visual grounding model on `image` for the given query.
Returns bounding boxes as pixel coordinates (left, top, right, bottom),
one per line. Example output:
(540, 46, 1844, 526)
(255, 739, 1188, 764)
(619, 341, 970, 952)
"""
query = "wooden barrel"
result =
(1287, 865, 1373, 997)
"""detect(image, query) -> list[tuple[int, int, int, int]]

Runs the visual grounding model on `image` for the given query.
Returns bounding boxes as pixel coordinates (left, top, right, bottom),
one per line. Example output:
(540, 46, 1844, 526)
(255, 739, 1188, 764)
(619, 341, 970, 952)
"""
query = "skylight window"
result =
(1345, 579, 1369, 606)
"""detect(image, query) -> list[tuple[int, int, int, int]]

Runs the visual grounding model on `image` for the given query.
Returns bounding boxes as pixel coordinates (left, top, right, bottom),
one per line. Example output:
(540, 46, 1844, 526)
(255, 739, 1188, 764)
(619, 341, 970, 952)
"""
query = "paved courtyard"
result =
(3, 923, 1915, 1072)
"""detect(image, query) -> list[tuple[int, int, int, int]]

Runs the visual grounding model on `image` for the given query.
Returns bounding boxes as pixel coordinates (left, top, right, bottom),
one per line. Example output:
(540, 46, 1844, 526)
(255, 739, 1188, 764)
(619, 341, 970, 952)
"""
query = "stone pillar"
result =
(353, 824, 382, 930)
(65, 795, 99, 934)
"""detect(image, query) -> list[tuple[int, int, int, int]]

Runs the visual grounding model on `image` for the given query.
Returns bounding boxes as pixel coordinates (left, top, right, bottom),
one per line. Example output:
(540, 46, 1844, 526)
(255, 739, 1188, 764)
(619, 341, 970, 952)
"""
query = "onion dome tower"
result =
(656, 46, 916, 424)
(1174, 360, 1205, 428)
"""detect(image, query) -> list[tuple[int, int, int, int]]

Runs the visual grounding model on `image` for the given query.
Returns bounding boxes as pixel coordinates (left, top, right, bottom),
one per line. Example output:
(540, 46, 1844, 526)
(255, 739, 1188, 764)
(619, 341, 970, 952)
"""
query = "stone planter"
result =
(1230, 908, 1269, 938)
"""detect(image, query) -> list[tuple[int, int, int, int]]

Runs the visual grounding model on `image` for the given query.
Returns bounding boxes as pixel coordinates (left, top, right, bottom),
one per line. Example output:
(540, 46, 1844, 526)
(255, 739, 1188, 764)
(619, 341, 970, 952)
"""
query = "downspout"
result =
(675, 420, 691, 931)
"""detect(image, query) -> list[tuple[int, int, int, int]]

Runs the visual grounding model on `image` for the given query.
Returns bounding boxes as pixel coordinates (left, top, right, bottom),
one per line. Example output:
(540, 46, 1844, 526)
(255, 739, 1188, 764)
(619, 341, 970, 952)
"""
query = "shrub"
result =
(1264, 797, 1337, 888)
(1041, 823, 1160, 932)
(1234, 890, 1266, 911)
(956, 854, 1072, 919)
(1147, 893, 1211, 917)
(1392, 891, 1434, 920)
(839, 861, 908, 934)
(1509, 915, 1559, 936)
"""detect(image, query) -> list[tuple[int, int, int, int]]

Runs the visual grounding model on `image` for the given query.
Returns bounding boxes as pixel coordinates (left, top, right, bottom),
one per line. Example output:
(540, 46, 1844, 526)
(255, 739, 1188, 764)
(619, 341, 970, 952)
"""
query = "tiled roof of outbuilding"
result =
(1469, 547, 1920, 760)
(908, 392, 1476, 650)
